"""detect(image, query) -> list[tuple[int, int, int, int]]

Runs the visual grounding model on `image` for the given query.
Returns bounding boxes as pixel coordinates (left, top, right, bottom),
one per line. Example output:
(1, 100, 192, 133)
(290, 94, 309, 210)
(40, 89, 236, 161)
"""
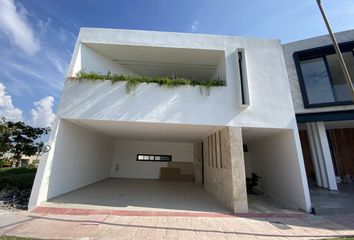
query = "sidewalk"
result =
(1, 208, 354, 240)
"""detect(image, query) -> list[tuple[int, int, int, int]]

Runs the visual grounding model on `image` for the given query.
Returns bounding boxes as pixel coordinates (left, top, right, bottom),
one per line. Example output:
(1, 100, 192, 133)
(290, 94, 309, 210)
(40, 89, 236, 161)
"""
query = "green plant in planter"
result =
(125, 78, 140, 94)
(73, 70, 226, 95)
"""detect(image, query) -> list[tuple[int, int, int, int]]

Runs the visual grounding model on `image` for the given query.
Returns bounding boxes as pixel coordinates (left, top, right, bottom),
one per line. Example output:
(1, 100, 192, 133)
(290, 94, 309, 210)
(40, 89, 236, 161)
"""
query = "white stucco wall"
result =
(28, 119, 115, 209)
(58, 28, 297, 130)
(283, 29, 354, 114)
(111, 141, 193, 179)
(246, 129, 311, 212)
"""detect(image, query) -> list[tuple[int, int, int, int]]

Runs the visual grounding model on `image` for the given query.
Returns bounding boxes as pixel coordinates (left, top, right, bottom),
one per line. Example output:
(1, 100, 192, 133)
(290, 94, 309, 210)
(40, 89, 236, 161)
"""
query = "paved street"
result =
(1, 209, 354, 240)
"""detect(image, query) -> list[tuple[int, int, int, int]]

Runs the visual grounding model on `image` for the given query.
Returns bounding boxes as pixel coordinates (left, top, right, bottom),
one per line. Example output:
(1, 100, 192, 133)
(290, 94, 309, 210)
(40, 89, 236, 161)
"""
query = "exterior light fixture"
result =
(42, 145, 51, 153)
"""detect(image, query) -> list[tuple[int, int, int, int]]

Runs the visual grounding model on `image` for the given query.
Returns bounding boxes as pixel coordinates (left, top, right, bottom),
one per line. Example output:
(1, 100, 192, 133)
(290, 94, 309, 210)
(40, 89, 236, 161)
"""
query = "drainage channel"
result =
(269, 221, 292, 230)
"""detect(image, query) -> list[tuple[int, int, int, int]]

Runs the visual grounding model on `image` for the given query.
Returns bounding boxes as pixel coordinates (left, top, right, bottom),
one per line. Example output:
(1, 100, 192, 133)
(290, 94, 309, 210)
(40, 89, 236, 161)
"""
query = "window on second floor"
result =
(294, 41, 354, 108)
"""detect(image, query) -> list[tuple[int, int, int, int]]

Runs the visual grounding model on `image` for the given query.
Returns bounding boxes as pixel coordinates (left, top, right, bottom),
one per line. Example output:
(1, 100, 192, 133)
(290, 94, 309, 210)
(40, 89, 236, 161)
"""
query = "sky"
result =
(0, 0, 353, 128)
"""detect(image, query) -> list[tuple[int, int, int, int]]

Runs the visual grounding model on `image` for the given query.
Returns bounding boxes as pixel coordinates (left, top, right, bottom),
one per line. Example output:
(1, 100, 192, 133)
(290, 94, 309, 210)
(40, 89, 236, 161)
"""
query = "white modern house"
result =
(29, 28, 312, 213)
(283, 30, 354, 197)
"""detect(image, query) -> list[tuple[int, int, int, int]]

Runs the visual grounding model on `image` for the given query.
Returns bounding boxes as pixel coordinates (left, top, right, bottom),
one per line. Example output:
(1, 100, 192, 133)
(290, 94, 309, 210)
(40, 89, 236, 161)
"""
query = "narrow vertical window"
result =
(207, 136, 210, 167)
(237, 50, 249, 106)
(213, 133, 218, 168)
(218, 131, 223, 169)
(238, 51, 246, 105)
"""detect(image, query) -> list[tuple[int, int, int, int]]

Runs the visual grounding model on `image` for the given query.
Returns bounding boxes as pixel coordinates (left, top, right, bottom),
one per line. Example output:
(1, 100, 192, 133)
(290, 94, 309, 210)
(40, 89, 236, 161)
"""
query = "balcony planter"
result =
(68, 70, 226, 96)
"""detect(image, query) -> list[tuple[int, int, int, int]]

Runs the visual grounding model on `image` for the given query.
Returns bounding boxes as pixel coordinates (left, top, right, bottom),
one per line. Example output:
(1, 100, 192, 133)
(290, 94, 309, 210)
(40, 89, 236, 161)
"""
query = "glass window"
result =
(326, 52, 354, 102)
(136, 154, 171, 162)
(160, 156, 171, 161)
(300, 57, 335, 104)
(295, 42, 354, 108)
(345, 51, 354, 78)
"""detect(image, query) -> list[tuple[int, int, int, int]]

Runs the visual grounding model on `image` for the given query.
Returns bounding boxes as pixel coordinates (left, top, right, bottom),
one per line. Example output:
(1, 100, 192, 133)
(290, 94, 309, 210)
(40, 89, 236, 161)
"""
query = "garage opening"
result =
(32, 119, 309, 214)
(40, 119, 231, 213)
(298, 121, 354, 215)
(242, 127, 310, 213)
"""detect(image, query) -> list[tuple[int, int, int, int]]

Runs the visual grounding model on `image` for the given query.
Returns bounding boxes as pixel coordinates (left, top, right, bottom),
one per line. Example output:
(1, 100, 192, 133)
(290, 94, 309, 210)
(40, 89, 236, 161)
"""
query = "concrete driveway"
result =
(42, 178, 301, 215)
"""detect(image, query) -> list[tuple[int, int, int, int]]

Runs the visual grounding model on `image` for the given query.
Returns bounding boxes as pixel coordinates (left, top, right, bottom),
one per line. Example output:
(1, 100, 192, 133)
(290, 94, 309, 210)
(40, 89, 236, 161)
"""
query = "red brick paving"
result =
(32, 206, 307, 218)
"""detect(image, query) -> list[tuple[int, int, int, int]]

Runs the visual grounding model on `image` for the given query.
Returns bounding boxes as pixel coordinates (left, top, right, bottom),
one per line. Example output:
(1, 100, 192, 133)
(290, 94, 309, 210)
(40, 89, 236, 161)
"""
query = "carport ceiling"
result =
(71, 119, 220, 143)
(242, 127, 288, 144)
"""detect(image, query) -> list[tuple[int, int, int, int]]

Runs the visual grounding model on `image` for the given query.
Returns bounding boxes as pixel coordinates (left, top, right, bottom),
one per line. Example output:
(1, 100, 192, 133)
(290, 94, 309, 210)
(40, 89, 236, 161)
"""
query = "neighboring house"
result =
(283, 29, 354, 191)
(0, 152, 39, 167)
(29, 28, 314, 212)
(20, 155, 40, 167)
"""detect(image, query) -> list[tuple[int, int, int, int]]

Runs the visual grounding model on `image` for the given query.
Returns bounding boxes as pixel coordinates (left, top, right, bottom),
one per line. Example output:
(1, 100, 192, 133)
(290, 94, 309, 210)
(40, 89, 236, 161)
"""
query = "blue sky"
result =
(0, 0, 353, 127)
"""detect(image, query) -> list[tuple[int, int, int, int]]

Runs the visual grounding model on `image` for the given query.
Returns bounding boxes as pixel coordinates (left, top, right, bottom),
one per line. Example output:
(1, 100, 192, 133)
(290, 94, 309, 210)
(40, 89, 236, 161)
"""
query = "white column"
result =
(307, 122, 323, 187)
(306, 122, 337, 190)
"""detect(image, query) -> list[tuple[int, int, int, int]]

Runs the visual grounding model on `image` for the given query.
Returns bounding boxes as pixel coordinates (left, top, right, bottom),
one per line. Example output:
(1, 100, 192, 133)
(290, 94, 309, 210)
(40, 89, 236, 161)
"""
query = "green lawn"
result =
(0, 236, 40, 240)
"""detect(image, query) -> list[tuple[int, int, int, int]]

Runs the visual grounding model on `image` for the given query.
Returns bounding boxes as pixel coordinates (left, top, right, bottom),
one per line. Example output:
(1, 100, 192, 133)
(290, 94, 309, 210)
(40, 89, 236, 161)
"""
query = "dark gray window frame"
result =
(293, 41, 354, 108)
(238, 51, 246, 105)
(136, 154, 172, 162)
(296, 110, 354, 123)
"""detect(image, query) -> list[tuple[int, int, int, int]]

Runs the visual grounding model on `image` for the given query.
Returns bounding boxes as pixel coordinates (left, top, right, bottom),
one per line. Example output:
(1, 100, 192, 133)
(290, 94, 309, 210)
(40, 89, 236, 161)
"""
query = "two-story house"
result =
(29, 28, 313, 213)
(283, 30, 354, 196)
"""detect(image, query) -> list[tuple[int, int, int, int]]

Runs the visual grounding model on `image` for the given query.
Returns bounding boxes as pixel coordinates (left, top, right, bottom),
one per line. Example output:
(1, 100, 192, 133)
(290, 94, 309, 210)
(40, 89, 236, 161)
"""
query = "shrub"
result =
(0, 167, 37, 190)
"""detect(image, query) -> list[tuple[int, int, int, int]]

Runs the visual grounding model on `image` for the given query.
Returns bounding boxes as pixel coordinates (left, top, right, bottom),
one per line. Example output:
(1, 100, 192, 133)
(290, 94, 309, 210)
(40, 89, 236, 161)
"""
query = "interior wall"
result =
(212, 58, 226, 80)
(34, 119, 115, 204)
(329, 128, 354, 177)
(299, 130, 316, 182)
(202, 127, 248, 213)
(78, 44, 138, 76)
(246, 129, 310, 211)
(111, 140, 194, 179)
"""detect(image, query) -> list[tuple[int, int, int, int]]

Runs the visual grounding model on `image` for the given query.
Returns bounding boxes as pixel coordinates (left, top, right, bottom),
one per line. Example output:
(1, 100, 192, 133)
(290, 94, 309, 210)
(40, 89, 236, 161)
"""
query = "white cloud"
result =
(0, 83, 56, 127)
(0, 0, 40, 55)
(190, 20, 200, 32)
(31, 96, 55, 128)
(0, 82, 23, 121)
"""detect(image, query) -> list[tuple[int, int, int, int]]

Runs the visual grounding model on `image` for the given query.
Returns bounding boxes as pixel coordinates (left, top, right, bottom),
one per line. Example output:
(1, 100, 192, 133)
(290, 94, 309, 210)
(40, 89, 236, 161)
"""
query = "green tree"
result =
(0, 118, 50, 166)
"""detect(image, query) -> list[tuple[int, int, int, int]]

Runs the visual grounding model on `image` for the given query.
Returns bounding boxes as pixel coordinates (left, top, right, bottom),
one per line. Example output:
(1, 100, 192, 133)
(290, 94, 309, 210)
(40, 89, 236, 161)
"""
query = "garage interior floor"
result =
(42, 178, 301, 214)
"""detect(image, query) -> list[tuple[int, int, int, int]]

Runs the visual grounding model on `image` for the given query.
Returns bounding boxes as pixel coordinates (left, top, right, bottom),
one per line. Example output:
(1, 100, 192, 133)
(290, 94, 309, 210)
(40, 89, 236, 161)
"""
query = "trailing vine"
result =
(70, 70, 226, 95)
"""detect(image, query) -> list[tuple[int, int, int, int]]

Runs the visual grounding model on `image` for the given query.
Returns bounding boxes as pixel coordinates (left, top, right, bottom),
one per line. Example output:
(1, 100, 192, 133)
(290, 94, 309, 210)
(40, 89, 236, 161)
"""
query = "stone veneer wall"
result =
(196, 126, 248, 213)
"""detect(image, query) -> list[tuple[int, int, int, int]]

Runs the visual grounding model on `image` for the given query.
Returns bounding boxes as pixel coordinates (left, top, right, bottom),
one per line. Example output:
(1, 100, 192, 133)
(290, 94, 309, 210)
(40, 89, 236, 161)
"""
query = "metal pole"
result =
(316, 0, 354, 102)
